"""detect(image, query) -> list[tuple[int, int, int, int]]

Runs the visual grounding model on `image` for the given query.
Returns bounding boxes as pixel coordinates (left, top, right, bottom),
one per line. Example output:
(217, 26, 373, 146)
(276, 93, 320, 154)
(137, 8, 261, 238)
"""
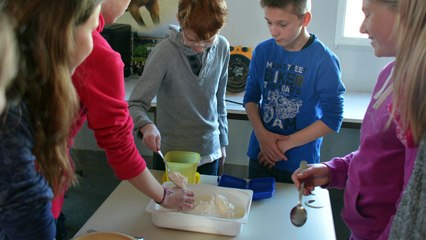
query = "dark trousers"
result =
(249, 158, 294, 183)
(153, 152, 219, 176)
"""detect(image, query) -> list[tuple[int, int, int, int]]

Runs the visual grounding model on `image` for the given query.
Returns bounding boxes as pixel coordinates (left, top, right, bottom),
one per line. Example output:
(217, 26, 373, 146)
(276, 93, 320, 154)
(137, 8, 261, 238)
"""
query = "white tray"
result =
(145, 184, 253, 236)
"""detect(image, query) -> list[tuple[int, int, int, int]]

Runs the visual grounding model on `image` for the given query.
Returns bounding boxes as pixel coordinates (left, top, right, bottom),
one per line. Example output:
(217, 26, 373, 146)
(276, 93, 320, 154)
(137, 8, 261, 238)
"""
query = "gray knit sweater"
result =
(390, 135, 426, 239)
(128, 25, 229, 157)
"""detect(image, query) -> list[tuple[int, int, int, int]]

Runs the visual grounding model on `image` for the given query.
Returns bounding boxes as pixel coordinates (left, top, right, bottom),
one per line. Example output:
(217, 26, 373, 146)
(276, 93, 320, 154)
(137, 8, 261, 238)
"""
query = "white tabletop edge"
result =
(73, 170, 336, 240)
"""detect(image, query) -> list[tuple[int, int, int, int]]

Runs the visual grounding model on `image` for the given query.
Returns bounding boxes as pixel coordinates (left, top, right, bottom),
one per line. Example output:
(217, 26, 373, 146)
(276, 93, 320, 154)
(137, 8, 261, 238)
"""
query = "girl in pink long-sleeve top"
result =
(291, 1, 418, 239)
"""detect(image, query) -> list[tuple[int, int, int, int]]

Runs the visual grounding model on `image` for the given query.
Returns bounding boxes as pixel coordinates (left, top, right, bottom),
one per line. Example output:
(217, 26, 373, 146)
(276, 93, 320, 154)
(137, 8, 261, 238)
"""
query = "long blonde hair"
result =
(4, 0, 101, 195)
(392, 0, 426, 144)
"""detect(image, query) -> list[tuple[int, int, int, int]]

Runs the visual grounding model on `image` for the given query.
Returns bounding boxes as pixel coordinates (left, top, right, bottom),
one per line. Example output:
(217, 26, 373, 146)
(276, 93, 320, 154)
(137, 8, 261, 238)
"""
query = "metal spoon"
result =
(157, 150, 186, 188)
(157, 150, 165, 159)
(290, 160, 308, 227)
(157, 150, 171, 174)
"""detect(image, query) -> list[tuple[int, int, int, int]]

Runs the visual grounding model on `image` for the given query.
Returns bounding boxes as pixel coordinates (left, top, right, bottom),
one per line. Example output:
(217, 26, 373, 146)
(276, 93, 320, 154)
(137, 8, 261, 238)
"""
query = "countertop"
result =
(73, 170, 336, 240)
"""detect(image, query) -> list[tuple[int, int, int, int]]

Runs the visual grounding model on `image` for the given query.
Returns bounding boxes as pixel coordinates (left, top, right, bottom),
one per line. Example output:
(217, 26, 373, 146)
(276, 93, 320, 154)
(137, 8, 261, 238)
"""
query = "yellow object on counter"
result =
(162, 151, 201, 184)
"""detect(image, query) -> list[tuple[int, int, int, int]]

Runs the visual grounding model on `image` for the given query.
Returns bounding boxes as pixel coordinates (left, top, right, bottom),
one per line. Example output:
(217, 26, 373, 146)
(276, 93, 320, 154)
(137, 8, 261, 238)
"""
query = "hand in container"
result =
(161, 186, 195, 210)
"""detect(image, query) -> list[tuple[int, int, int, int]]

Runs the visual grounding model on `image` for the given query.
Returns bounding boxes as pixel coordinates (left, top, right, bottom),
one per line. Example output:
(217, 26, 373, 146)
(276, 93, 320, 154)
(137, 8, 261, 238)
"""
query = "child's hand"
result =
(257, 131, 287, 162)
(140, 124, 161, 152)
(258, 151, 274, 168)
(161, 186, 195, 210)
(291, 163, 330, 195)
(277, 136, 292, 154)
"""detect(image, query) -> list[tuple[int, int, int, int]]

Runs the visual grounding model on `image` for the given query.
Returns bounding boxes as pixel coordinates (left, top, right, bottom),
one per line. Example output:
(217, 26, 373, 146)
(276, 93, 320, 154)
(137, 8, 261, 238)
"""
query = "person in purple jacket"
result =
(291, 0, 418, 239)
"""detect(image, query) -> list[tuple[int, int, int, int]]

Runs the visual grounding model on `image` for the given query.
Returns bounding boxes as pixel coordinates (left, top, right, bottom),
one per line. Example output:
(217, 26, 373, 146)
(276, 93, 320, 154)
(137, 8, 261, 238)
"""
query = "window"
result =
(335, 0, 370, 46)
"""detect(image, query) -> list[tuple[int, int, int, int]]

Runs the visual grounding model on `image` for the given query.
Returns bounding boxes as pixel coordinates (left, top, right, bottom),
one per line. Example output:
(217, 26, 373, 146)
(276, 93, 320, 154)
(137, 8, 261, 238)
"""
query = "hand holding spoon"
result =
(290, 160, 308, 227)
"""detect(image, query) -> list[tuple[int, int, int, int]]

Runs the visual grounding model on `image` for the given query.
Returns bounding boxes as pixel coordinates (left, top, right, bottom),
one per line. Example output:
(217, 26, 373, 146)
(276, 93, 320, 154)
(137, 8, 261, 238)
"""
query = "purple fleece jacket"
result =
(323, 61, 417, 240)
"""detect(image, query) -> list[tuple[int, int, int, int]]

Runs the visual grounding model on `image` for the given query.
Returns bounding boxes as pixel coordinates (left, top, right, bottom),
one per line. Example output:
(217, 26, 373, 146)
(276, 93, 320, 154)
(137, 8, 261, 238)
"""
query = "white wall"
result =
(221, 0, 393, 92)
(116, 0, 392, 91)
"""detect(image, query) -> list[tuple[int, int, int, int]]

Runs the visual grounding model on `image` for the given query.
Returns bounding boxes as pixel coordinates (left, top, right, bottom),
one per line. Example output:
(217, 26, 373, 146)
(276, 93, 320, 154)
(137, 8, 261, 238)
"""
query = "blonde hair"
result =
(177, 0, 228, 40)
(392, 0, 426, 144)
(0, 12, 17, 94)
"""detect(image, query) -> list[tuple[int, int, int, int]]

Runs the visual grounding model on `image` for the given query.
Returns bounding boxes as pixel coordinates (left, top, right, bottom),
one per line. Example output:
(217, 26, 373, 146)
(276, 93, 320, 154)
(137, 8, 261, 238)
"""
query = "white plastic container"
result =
(145, 184, 253, 236)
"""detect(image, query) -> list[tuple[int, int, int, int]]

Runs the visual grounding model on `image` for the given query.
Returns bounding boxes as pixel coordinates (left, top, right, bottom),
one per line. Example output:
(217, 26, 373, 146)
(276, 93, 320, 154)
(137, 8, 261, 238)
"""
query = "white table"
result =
(73, 170, 336, 240)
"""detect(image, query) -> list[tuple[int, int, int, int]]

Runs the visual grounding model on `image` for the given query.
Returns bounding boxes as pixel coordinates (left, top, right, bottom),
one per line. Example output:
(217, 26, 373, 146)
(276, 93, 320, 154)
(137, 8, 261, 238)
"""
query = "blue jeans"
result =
(153, 153, 219, 176)
(249, 158, 294, 183)
(0, 202, 55, 240)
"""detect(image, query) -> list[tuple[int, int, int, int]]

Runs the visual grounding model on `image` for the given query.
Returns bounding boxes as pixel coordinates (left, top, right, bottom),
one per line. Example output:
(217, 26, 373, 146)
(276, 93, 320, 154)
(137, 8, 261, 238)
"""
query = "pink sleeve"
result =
(51, 192, 65, 219)
(322, 150, 357, 189)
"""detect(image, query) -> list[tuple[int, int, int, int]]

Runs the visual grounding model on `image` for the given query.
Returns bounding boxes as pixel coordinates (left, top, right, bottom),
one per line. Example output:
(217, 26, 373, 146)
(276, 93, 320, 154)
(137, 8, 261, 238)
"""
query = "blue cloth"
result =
(243, 35, 345, 172)
(0, 102, 55, 239)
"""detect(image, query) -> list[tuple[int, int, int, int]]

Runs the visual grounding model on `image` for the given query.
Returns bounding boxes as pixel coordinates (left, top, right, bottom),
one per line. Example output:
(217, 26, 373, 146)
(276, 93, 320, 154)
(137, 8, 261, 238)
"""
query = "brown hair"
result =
(260, 0, 311, 18)
(4, 0, 101, 195)
(177, 0, 228, 40)
(392, 0, 426, 144)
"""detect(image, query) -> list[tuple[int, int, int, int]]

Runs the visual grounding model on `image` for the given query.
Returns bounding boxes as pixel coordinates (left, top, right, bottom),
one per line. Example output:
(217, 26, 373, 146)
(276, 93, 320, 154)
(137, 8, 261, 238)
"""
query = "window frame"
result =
(335, 0, 370, 47)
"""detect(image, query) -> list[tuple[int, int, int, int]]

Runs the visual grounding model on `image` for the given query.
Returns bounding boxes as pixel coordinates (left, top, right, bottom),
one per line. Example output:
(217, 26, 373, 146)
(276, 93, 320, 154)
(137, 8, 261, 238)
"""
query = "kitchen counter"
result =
(124, 76, 370, 129)
(73, 170, 336, 240)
